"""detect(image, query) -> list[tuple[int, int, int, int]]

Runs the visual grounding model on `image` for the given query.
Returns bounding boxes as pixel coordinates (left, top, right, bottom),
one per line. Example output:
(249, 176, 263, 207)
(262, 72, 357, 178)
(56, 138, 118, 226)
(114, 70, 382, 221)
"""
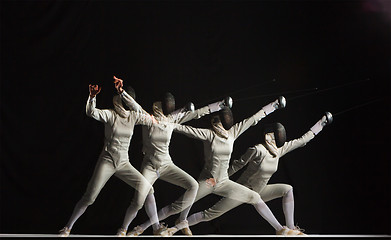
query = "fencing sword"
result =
(288, 78, 372, 101)
(197, 78, 277, 106)
(332, 98, 384, 117)
(234, 87, 318, 102)
(232, 78, 372, 103)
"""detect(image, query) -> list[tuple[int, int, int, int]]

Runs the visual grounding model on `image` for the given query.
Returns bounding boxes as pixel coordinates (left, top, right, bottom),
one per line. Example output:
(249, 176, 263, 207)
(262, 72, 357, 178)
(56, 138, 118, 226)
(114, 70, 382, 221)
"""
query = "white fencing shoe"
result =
(59, 227, 70, 237)
(276, 226, 307, 236)
(175, 219, 192, 236)
(117, 227, 127, 237)
(127, 226, 144, 236)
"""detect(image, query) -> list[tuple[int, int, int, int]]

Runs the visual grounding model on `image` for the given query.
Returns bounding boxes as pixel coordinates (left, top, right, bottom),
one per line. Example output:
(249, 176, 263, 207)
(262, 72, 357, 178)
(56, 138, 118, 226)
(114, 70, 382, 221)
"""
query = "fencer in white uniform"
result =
(118, 79, 233, 236)
(185, 112, 333, 235)
(161, 97, 305, 236)
(59, 80, 159, 237)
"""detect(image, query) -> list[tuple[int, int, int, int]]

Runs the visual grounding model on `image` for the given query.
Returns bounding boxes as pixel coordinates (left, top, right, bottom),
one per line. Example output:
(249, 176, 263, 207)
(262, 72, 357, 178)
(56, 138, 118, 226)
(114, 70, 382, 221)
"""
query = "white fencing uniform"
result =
(140, 107, 211, 213)
(193, 131, 315, 222)
(171, 108, 269, 208)
(81, 94, 155, 206)
(121, 93, 216, 222)
(62, 93, 156, 232)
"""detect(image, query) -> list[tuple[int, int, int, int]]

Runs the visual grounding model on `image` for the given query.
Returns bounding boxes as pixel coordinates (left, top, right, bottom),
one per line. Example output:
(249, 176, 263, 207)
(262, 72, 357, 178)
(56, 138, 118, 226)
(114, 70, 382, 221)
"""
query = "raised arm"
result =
(279, 131, 315, 157)
(86, 85, 112, 123)
(173, 124, 212, 141)
(120, 90, 146, 114)
(173, 97, 233, 124)
(280, 112, 333, 156)
(133, 111, 157, 128)
(228, 146, 258, 177)
(171, 103, 209, 124)
(232, 96, 286, 139)
(113, 76, 147, 114)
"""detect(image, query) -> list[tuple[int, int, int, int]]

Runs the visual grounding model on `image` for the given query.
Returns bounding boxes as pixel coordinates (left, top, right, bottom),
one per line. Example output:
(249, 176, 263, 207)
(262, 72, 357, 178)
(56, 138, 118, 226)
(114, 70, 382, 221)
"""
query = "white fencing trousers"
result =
(141, 162, 199, 215)
(191, 183, 292, 224)
(172, 178, 262, 217)
(80, 151, 153, 210)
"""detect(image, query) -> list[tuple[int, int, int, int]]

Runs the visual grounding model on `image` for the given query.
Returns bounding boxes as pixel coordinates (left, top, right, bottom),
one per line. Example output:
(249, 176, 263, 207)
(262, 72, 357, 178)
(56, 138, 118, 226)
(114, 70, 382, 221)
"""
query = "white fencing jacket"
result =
(228, 131, 315, 193)
(173, 109, 268, 183)
(86, 93, 154, 167)
(140, 106, 212, 169)
(120, 94, 212, 170)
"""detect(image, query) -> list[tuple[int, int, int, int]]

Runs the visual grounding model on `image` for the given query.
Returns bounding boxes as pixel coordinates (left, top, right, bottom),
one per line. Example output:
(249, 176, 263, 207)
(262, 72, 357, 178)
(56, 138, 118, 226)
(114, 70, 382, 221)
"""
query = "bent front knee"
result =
(185, 179, 199, 191)
(250, 193, 262, 205)
(283, 186, 293, 197)
(129, 194, 146, 211)
(190, 180, 199, 191)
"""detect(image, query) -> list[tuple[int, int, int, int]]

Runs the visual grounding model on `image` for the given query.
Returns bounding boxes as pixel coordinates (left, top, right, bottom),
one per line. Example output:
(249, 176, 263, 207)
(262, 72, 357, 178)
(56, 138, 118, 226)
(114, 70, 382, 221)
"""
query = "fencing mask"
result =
(125, 86, 136, 100)
(161, 92, 175, 115)
(218, 107, 234, 130)
(263, 122, 286, 148)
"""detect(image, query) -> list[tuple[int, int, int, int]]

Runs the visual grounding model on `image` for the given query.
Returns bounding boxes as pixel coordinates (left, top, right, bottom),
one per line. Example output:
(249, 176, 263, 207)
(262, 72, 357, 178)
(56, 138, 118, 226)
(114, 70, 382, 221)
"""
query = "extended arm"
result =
(172, 104, 210, 124)
(310, 112, 333, 135)
(279, 131, 315, 156)
(280, 112, 333, 156)
(207, 96, 233, 113)
(173, 124, 212, 141)
(232, 96, 286, 138)
(173, 97, 233, 124)
(132, 111, 156, 127)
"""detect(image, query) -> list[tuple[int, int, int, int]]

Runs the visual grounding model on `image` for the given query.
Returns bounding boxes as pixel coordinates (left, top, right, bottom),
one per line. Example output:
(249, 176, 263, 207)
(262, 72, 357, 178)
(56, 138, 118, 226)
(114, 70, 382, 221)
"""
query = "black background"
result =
(1, 0, 390, 236)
